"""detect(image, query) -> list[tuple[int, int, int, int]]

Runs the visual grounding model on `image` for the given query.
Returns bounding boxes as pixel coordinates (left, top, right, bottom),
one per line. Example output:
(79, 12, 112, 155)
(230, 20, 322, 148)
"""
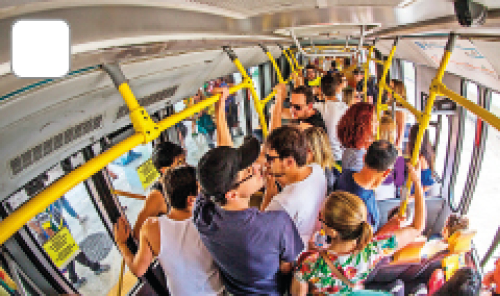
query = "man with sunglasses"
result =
(261, 126, 327, 246)
(289, 85, 327, 131)
(335, 140, 399, 233)
(194, 88, 304, 295)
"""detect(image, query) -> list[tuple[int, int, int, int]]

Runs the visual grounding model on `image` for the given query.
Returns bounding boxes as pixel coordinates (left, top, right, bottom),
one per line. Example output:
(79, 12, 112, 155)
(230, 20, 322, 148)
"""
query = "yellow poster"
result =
(136, 159, 160, 189)
(43, 227, 79, 268)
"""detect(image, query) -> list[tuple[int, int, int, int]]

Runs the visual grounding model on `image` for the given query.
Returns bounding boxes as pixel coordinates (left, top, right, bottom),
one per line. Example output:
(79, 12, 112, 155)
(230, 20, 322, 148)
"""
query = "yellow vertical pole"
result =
(260, 44, 284, 84)
(223, 46, 268, 138)
(290, 49, 300, 70)
(364, 46, 374, 103)
(376, 37, 399, 140)
(282, 48, 295, 73)
(399, 33, 457, 216)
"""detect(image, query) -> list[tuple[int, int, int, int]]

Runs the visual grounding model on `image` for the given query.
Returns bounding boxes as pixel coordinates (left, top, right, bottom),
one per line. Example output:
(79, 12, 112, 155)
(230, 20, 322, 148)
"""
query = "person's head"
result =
(197, 136, 263, 206)
(321, 191, 373, 253)
(320, 74, 338, 98)
(264, 126, 308, 185)
(379, 115, 397, 144)
(336, 72, 348, 89)
(434, 267, 481, 296)
(331, 60, 337, 71)
(408, 124, 435, 171)
(337, 102, 378, 149)
(353, 67, 365, 83)
(363, 140, 399, 187)
(442, 214, 469, 240)
(290, 86, 314, 119)
(389, 79, 407, 105)
(304, 127, 336, 168)
(305, 64, 317, 80)
(152, 142, 186, 174)
(162, 166, 197, 211)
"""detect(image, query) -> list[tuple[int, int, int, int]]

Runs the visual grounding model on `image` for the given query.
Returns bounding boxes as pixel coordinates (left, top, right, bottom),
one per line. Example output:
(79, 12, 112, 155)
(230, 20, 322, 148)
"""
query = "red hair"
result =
(337, 102, 375, 149)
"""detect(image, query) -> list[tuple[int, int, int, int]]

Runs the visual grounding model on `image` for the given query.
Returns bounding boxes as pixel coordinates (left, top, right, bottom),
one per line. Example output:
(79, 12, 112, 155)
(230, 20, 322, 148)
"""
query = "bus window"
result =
(402, 61, 416, 107)
(13, 168, 123, 294)
(107, 144, 153, 227)
(433, 114, 450, 181)
(451, 81, 479, 209)
(467, 91, 500, 272)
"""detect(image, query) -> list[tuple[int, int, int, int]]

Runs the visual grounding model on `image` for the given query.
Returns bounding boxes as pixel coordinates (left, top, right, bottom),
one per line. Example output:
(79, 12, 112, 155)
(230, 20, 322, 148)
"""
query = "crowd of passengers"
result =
(113, 60, 482, 295)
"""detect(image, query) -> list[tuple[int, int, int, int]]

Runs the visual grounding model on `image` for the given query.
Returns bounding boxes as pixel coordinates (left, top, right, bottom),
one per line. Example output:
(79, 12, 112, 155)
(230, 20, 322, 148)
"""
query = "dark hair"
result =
(408, 124, 435, 172)
(306, 64, 316, 71)
(434, 267, 481, 296)
(321, 74, 339, 97)
(292, 85, 315, 104)
(265, 126, 308, 166)
(331, 60, 337, 69)
(365, 140, 398, 172)
(152, 142, 184, 171)
(163, 166, 197, 210)
(445, 214, 469, 237)
(337, 102, 376, 149)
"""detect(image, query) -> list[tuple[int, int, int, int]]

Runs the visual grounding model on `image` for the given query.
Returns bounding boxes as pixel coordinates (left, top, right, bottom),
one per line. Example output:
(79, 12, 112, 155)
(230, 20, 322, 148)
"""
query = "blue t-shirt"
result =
(193, 195, 304, 295)
(411, 168, 435, 195)
(335, 169, 380, 232)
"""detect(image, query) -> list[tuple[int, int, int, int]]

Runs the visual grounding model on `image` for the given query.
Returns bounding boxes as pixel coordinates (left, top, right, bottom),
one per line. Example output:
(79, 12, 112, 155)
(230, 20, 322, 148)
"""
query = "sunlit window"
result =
(402, 61, 416, 106)
(467, 91, 500, 272)
(451, 81, 478, 209)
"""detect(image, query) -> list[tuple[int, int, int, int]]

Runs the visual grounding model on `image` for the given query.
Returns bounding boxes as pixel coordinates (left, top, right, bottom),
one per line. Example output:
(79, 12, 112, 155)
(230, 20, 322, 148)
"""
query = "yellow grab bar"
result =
(399, 33, 456, 216)
(376, 37, 399, 140)
(382, 84, 423, 119)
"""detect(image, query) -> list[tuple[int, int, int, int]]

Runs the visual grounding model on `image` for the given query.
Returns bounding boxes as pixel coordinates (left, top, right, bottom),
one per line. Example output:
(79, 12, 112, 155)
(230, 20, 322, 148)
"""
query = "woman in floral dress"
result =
(291, 162, 426, 295)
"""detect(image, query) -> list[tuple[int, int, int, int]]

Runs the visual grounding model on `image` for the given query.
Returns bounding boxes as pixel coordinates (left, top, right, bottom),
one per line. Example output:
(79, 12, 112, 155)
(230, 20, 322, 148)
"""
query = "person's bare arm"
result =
(395, 110, 406, 149)
(393, 162, 426, 250)
(213, 87, 233, 147)
(260, 175, 278, 211)
(115, 216, 155, 277)
(270, 83, 286, 132)
(133, 191, 166, 240)
(291, 278, 308, 296)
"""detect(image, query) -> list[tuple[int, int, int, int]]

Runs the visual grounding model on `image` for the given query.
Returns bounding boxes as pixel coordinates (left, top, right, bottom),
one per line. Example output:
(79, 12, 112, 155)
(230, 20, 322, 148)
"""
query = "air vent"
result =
(115, 85, 179, 120)
(9, 114, 103, 176)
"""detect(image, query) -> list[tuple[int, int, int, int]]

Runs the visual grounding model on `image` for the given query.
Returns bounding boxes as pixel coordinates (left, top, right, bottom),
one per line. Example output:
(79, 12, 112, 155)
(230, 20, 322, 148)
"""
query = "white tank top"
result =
(157, 216, 223, 296)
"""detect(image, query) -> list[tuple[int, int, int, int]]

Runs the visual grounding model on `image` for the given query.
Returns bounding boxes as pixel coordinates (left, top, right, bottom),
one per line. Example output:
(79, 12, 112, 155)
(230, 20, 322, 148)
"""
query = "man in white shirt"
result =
(115, 166, 223, 296)
(313, 74, 348, 161)
(261, 126, 327, 245)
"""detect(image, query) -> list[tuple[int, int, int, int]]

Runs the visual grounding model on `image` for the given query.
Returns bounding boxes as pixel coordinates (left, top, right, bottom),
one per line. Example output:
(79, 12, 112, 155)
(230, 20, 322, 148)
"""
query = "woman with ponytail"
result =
(292, 162, 426, 295)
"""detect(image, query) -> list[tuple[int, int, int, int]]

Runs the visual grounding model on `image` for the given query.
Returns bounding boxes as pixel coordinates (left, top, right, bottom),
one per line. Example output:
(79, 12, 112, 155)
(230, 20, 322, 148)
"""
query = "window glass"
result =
(433, 114, 450, 181)
(451, 81, 478, 209)
(107, 144, 154, 227)
(12, 169, 124, 295)
(402, 61, 416, 106)
(468, 91, 500, 272)
(249, 66, 262, 132)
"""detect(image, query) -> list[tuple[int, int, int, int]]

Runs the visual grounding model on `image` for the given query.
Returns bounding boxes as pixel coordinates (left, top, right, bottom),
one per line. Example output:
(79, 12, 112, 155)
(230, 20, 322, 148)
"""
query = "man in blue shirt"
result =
(194, 87, 304, 295)
(335, 140, 398, 232)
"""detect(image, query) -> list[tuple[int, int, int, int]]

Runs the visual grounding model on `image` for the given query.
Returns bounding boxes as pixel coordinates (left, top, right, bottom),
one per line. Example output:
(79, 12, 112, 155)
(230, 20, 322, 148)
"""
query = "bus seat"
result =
(426, 182, 441, 198)
(364, 257, 417, 284)
(447, 229, 476, 254)
(377, 197, 445, 234)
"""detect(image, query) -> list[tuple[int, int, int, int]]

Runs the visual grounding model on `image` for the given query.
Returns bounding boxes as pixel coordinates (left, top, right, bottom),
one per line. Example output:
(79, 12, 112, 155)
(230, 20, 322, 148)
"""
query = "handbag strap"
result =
(320, 251, 355, 289)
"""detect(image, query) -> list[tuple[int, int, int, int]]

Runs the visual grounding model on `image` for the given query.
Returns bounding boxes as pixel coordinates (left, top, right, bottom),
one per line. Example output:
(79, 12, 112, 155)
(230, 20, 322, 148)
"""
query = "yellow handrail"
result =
(400, 33, 456, 216)
(117, 259, 126, 296)
(382, 84, 423, 119)
(376, 37, 399, 140)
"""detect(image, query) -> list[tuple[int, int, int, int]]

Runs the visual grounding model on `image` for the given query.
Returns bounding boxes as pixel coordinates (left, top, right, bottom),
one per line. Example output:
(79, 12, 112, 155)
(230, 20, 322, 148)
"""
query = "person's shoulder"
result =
(142, 217, 161, 237)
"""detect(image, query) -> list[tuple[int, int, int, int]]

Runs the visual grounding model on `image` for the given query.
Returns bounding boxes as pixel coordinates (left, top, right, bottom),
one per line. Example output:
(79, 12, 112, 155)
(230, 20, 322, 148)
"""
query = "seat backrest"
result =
(447, 229, 476, 254)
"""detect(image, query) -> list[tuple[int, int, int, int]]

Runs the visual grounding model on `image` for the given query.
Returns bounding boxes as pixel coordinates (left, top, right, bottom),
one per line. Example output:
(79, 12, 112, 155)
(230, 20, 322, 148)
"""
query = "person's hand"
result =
(274, 83, 286, 102)
(213, 87, 229, 111)
(114, 216, 130, 246)
(406, 161, 422, 184)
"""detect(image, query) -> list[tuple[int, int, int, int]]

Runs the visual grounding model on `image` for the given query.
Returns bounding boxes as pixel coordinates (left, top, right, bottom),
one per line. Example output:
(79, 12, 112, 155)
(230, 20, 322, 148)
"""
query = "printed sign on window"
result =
(136, 159, 160, 189)
(43, 227, 79, 268)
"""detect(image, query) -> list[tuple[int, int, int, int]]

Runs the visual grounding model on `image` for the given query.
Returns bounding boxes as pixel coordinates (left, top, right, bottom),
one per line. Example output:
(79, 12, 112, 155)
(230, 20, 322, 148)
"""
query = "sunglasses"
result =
(265, 154, 280, 162)
(290, 104, 305, 110)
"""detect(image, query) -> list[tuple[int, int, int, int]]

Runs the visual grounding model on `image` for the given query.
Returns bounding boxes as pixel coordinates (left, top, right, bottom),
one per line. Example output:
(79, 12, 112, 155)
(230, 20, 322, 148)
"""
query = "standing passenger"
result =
(407, 124, 436, 196)
(261, 126, 327, 245)
(314, 74, 348, 161)
(335, 140, 398, 232)
(115, 166, 223, 295)
(194, 87, 304, 295)
(289, 86, 327, 132)
(337, 102, 378, 172)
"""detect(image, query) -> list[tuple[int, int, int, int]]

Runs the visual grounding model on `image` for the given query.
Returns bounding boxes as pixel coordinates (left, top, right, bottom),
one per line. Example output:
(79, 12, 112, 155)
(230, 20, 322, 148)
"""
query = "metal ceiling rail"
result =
(290, 29, 358, 58)
(0, 50, 275, 245)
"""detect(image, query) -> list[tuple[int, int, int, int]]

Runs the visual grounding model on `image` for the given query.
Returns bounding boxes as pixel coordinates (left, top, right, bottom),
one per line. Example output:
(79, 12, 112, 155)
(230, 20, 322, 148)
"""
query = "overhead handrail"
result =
(0, 61, 255, 245)
(277, 43, 295, 74)
(290, 29, 356, 58)
(113, 190, 146, 200)
(259, 44, 284, 84)
(375, 36, 400, 139)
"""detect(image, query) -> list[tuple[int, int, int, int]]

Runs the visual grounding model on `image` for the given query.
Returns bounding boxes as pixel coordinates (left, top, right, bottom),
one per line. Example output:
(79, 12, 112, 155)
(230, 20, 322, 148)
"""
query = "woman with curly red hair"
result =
(337, 102, 379, 172)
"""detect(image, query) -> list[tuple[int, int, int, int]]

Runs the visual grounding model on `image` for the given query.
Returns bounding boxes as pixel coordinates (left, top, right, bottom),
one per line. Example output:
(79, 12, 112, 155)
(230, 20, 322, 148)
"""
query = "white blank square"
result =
(12, 20, 70, 78)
